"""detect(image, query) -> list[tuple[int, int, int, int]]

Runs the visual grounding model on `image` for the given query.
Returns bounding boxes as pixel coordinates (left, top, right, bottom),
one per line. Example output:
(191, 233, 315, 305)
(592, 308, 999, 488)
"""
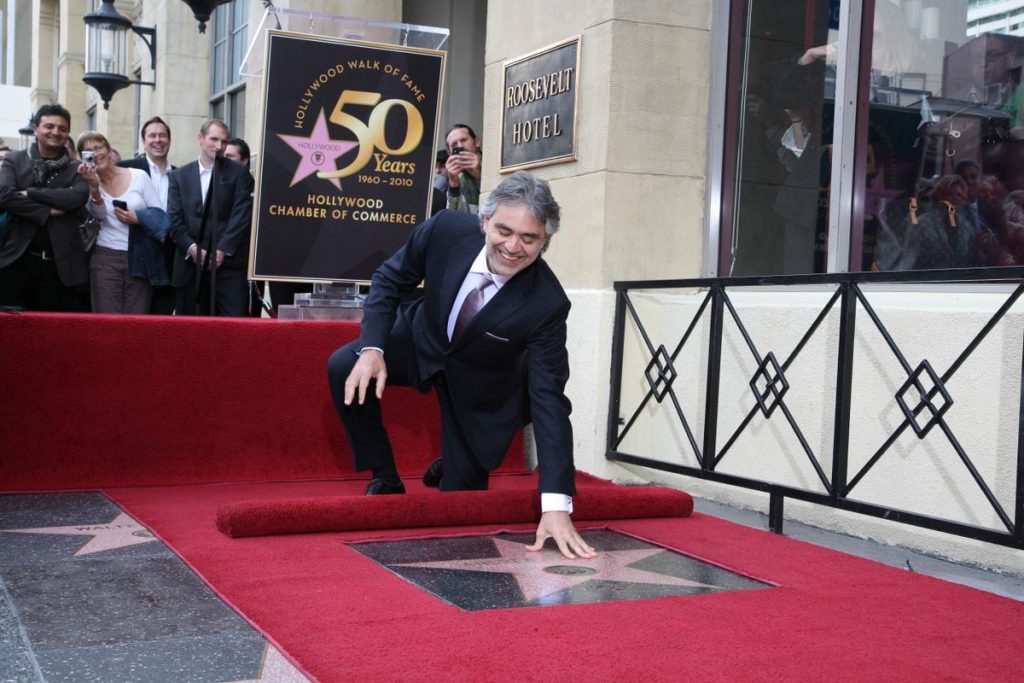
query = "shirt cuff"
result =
(357, 346, 384, 355)
(541, 493, 573, 514)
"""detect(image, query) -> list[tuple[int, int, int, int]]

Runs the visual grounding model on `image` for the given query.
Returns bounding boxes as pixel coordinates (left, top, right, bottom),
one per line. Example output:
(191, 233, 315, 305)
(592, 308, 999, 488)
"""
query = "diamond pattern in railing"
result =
(895, 359, 953, 438)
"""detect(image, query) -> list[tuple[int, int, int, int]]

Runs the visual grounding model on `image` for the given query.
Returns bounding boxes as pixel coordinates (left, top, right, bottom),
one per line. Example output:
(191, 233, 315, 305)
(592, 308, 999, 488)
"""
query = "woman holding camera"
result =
(76, 131, 168, 313)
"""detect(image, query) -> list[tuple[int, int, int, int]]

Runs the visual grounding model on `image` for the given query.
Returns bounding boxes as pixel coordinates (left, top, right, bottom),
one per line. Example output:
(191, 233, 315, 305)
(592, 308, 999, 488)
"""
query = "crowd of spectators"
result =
(0, 104, 264, 316)
(3, 108, 488, 315)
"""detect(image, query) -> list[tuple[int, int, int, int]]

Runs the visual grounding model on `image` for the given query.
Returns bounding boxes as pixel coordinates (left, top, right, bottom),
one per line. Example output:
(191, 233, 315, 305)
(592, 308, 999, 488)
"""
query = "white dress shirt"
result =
(146, 155, 171, 210)
(450, 247, 573, 515)
(187, 157, 215, 257)
(198, 156, 213, 206)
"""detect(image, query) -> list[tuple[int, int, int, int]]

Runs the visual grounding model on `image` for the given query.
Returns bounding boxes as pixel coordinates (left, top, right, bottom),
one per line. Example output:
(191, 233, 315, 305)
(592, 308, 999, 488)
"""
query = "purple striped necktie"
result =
(454, 272, 494, 339)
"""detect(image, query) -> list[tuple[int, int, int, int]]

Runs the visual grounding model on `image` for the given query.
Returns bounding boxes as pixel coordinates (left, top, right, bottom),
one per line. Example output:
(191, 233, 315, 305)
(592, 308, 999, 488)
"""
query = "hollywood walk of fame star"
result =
(394, 537, 720, 603)
(0, 512, 157, 557)
(277, 108, 358, 190)
(230, 644, 309, 683)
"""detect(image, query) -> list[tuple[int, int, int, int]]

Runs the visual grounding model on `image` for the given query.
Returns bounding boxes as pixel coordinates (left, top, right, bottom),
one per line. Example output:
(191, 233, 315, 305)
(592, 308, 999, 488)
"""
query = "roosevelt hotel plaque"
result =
(499, 35, 580, 172)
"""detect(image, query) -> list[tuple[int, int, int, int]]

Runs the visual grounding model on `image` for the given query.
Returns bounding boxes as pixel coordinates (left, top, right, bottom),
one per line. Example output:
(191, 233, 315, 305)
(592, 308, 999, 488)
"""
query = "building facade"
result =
(6, 0, 1022, 573)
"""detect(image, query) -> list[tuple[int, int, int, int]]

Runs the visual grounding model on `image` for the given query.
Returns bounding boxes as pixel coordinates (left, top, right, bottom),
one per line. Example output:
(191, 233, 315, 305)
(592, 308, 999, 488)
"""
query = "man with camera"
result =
(444, 124, 483, 214)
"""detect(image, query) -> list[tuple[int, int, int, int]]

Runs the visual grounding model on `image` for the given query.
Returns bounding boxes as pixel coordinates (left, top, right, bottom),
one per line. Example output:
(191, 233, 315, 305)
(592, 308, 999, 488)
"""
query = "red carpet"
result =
(6, 313, 1023, 681)
(106, 476, 1024, 683)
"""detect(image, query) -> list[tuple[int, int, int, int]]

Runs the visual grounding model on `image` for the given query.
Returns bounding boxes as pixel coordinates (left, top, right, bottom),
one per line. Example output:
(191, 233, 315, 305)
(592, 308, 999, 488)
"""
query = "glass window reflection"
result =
(725, 0, 1024, 275)
(867, 1, 1024, 271)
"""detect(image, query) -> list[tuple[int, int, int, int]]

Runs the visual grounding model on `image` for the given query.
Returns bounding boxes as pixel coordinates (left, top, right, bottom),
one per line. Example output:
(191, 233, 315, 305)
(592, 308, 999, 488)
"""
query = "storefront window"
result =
(723, 0, 1024, 275)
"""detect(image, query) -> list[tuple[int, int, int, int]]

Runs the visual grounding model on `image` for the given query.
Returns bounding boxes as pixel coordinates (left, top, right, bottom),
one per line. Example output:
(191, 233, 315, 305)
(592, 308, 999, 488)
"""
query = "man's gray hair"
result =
(479, 171, 560, 236)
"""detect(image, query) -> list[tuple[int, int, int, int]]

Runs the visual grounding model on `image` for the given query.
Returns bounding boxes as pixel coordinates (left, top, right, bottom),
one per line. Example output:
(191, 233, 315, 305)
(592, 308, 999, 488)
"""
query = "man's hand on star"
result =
(528, 511, 597, 560)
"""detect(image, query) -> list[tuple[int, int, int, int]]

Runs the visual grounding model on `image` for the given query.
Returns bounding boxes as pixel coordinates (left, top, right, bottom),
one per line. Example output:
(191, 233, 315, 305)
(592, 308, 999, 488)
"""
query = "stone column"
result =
(29, 0, 57, 108)
(56, 0, 86, 136)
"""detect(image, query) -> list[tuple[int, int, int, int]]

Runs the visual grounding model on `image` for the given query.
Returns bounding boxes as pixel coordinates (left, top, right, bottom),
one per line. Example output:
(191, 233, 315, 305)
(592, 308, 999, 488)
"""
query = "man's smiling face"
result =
(482, 204, 549, 277)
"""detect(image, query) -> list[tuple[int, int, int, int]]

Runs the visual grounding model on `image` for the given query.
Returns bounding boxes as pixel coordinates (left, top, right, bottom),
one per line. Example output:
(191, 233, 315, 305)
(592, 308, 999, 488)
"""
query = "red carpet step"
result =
(0, 313, 525, 491)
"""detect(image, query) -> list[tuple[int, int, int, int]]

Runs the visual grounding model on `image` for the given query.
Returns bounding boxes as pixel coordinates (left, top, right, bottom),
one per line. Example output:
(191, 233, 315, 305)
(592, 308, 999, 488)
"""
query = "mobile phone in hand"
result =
(112, 200, 128, 210)
(451, 146, 465, 155)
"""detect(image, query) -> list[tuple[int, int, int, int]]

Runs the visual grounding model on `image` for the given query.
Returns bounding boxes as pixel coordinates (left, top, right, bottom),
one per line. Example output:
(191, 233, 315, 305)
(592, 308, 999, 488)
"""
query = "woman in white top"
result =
(77, 131, 162, 313)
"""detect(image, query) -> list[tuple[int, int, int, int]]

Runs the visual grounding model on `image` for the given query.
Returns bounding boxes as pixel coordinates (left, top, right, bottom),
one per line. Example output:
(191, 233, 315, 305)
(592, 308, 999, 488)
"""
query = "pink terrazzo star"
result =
(277, 108, 358, 190)
(395, 537, 719, 603)
(1, 512, 157, 556)
(230, 644, 309, 683)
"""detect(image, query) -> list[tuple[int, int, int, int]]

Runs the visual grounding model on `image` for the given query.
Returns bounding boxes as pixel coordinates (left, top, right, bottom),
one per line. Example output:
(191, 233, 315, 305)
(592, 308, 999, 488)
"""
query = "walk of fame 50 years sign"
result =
(250, 31, 445, 283)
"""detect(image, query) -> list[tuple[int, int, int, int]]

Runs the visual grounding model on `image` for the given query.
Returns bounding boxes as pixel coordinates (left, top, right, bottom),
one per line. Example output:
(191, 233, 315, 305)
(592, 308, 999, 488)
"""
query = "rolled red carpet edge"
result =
(217, 486, 693, 538)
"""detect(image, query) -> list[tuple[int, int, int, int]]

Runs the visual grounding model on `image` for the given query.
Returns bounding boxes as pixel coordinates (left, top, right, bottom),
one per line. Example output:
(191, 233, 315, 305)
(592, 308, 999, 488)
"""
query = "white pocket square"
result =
(484, 332, 510, 342)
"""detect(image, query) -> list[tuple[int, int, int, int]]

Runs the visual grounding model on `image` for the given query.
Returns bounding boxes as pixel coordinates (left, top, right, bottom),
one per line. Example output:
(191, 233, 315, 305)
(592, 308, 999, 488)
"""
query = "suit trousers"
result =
(327, 325, 490, 490)
(175, 265, 247, 316)
(0, 250, 78, 311)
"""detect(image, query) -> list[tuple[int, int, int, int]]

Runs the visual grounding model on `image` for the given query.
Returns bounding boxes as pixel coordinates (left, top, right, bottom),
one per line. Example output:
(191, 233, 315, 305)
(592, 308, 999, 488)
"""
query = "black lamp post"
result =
(18, 117, 35, 151)
(82, 0, 156, 109)
(180, 0, 233, 33)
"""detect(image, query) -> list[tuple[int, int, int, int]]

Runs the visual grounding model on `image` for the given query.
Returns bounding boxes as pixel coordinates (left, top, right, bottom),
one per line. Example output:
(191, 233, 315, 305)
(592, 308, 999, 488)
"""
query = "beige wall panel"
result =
(56, 0, 85, 119)
(30, 0, 57, 105)
(606, 20, 708, 178)
(542, 173, 607, 289)
(610, 0, 711, 29)
(603, 172, 704, 283)
(561, 288, 649, 483)
(158, 2, 214, 166)
(485, 0, 613, 63)
(531, 172, 703, 289)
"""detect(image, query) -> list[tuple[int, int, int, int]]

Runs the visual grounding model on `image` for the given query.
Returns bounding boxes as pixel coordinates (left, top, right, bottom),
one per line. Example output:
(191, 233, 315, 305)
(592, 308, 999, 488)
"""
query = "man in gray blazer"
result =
(328, 171, 596, 560)
(0, 104, 90, 310)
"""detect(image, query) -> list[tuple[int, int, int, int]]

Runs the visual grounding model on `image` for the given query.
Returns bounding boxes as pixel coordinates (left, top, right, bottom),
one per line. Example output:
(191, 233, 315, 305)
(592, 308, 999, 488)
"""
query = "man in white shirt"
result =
(166, 119, 254, 316)
(119, 116, 176, 313)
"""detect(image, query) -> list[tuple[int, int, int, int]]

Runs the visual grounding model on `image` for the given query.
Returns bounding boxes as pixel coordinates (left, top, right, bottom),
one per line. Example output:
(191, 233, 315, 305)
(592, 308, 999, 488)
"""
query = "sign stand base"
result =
(277, 282, 367, 321)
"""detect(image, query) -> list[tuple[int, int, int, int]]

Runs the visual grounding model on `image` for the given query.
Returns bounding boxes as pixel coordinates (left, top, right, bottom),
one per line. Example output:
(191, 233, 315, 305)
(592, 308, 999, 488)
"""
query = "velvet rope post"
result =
(217, 486, 693, 538)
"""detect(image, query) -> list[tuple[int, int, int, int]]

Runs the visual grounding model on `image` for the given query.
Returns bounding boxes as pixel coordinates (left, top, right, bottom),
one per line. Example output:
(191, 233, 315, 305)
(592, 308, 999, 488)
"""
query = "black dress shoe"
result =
(365, 477, 406, 495)
(422, 458, 443, 488)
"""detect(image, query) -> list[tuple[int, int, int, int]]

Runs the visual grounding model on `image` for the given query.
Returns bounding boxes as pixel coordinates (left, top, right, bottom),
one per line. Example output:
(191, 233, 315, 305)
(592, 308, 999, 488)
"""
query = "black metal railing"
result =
(607, 267, 1024, 549)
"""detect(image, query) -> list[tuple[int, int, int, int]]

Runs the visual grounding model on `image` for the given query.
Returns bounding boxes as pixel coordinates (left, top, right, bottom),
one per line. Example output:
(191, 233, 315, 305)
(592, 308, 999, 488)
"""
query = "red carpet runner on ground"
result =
(106, 475, 1024, 683)
(216, 481, 693, 537)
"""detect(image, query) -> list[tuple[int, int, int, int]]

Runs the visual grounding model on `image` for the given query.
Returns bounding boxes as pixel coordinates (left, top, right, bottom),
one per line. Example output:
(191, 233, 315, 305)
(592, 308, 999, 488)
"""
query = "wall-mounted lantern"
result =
(82, 0, 157, 109)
